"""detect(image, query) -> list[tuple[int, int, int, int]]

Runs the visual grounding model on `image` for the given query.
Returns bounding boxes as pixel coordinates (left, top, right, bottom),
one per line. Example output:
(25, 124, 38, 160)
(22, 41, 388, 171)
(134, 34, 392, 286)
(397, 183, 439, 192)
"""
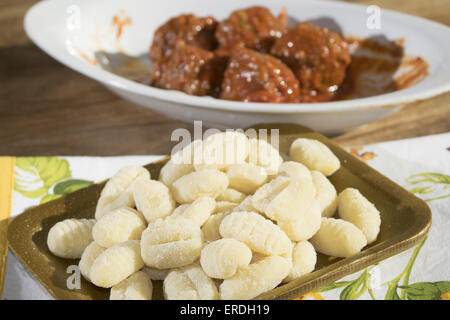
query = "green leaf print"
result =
(384, 237, 427, 300)
(53, 179, 93, 195)
(399, 282, 450, 300)
(340, 269, 369, 300)
(436, 281, 450, 294)
(399, 282, 441, 300)
(385, 280, 401, 300)
(406, 172, 450, 202)
(40, 194, 62, 204)
(317, 281, 352, 292)
(14, 157, 71, 198)
(408, 186, 433, 195)
(317, 267, 376, 299)
(406, 173, 450, 185)
(14, 157, 94, 204)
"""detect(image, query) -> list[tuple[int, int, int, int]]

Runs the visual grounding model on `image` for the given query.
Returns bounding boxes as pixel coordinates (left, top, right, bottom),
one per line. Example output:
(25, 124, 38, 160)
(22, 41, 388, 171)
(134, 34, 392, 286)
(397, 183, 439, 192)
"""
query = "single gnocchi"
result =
(258, 178, 317, 222)
(311, 170, 337, 217)
(217, 188, 246, 203)
(219, 211, 291, 256)
(79, 241, 105, 281)
(219, 255, 290, 300)
(214, 201, 238, 213)
(200, 239, 252, 279)
(284, 241, 317, 282)
(89, 240, 144, 288)
(232, 195, 259, 213)
(171, 139, 204, 165)
(247, 138, 283, 175)
(92, 207, 146, 248)
(47, 218, 95, 259)
(133, 178, 175, 223)
(277, 200, 322, 241)
(141, 217, 203, 269)
(226, 163, 267, 194)
(289, 138, 340, 176)
(159, 158, 194, 187)
(193, 131, 249, 171)
(310, 218, 367, 258)
(201, 211, 231, 242)
(110, 271, 153, 300)
(278, 161, 312, 181)
(171, 204, 189, 217)
(338, 188, 381, 244)
(171, 197, 216, 226)
(143, 267, 171, 281)
(163, 264, 219, 300)
(95, 166, 150, 219)
(251, 176, 291, 214)
(171, 169, 229, 203)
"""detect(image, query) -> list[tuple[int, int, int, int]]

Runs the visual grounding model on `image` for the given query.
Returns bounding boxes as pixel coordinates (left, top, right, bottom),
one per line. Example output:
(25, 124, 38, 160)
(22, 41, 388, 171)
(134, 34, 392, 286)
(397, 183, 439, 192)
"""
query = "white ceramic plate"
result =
(25, 0, 450, 134)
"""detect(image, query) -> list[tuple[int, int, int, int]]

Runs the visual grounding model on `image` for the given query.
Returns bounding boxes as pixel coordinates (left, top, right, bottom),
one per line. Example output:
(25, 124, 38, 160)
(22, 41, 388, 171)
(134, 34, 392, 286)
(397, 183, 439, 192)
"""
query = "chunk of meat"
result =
(220, 48, 300, 103)
(151, 40, 226, 97)
(150, 14, 218, 62)
(271, 22, 351, 102)
(215, 6, 286, 54)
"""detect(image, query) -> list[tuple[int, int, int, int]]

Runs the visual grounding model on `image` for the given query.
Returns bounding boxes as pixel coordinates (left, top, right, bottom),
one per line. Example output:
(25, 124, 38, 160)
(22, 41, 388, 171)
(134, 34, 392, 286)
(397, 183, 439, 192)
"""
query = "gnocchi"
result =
(159, 158, 194, 187)
(311, 170, 337, 217)
(338, 188, 381, 244)
(89, 240, 144, 288)
(289, 138, 340, 176)
(310, 218, 367, 258)
(200, 239, 252, 279)
(201, 211, 231, 242)
(277, 200, 322, 241)
(47, 218, 95, 259)
(92, 207, 146, 248)
(219, 211, 291, 256)
(171, 139, 204, 165)
(219, 255, 290, 300)
(95, 166, 150, 219)
(171, 169, 229, 203)
(171, 197, 216, 226)
(251, 176, 291, 214)
(110, 271, 153, 300)
(47, 134, 383, 300)
(259, 178, 317, 222)
(214, 201, 238, 213)
(247, 138, 283, 175)
(163, 264, 219, 300)
(143, 267, 171, 281)
(193, 131, 249, 171)
(232, 195, 259, 213)
(226, 163, 267, 194)
(217, 188, 246, 203)
(278, 161, 312, 181)
(284, 241, 317, 282)
(133, 178, 175, 223)
(141, 217, 203, 269)
(79, 241, 105, 281)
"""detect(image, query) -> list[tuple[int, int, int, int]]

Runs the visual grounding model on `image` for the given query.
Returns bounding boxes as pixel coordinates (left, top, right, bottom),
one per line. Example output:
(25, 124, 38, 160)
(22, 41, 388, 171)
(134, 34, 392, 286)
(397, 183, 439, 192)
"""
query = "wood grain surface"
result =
(1, 0, 449, 156)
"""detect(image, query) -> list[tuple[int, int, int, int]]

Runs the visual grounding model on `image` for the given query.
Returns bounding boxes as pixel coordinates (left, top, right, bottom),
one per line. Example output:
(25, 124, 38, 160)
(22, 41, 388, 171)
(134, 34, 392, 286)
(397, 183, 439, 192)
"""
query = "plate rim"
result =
(23, 0, 450, 114)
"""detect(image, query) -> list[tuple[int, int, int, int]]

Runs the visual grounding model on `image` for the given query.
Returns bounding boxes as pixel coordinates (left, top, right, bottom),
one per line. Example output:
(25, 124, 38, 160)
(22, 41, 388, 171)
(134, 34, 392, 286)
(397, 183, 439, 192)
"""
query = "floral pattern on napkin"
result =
(14, 157, 93, 204)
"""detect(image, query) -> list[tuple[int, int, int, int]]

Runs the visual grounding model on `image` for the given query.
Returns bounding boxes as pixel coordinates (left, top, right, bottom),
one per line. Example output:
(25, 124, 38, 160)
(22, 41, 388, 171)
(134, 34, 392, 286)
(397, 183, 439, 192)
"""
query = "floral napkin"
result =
(1, 133, 449, 300)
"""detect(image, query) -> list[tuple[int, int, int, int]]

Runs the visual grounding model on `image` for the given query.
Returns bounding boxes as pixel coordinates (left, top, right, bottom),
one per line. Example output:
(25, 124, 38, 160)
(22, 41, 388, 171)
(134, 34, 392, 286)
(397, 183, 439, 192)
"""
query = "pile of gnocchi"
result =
(47, 132, 381, 300)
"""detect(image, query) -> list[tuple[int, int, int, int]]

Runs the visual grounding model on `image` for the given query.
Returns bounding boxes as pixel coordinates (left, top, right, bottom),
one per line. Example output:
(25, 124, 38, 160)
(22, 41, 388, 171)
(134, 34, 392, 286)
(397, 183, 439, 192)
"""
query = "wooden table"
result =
(1, 0, 449, 156)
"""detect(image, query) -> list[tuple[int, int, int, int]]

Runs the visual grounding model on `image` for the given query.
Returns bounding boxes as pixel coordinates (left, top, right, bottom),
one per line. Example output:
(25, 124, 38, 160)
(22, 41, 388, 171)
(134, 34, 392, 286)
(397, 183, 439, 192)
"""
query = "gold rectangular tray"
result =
(7, 124, 431, 300)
